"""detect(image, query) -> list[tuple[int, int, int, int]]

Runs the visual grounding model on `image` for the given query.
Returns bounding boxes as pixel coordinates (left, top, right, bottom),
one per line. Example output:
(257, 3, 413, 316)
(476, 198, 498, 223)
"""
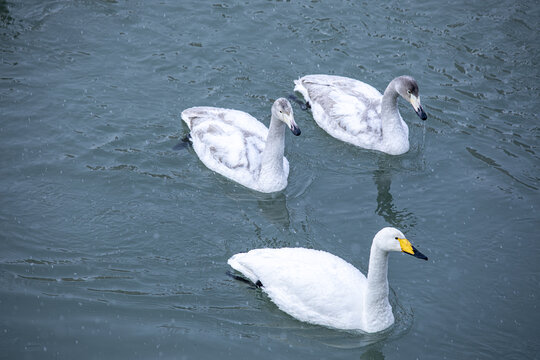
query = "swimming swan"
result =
(228, 227, 428, 333)
(294, 75, 427, 155)
(181, 98, 301, 193)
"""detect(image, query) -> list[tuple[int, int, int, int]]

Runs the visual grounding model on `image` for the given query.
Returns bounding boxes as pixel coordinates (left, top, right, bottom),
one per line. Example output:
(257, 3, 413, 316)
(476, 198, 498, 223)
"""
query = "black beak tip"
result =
(417, 109, 427, 121)
(418, 253, 428, 261)
(416, 106, 427, 121)
(411, 246, 428, 261)
(291, 127, 301, 136)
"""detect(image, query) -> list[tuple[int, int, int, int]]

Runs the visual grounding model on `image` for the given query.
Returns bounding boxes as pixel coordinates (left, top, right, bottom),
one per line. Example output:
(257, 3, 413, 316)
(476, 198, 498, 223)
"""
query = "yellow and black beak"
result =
(398, 238, 428, 260)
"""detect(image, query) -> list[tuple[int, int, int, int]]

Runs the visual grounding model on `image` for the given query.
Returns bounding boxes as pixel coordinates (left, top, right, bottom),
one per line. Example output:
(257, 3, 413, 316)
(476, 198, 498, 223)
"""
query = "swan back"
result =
(294, 75, 385, 149)
(182, 107, 271, 189)
(181, 99, 299, 193)
(228, 248, 367, 330)
(294, 74, 426, 155)
(228, 227, 428, 332)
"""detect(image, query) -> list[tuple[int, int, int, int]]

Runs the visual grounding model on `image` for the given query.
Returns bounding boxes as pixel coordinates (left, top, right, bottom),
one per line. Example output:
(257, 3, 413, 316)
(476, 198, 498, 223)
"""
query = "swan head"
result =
(374, 227, 428, 260)
(395, 76, 428, 121)
(272, 98, 301, 136)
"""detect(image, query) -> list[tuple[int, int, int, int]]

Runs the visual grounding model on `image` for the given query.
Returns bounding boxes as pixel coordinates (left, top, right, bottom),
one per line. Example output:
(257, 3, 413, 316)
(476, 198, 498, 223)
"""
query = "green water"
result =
(1, 1, 539, 359)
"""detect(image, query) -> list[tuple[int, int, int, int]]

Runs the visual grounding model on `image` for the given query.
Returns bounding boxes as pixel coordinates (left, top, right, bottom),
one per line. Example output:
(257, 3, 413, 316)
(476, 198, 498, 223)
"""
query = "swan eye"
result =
(407, 90, 412, 95)
(395, 237, 398, 240)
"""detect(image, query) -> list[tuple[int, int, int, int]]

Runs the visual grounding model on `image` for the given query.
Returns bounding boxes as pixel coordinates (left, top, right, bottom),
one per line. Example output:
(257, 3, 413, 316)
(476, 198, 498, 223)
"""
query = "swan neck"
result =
(367, 244, 389, 293)
(363, 242, 393, 331)
(259, 114, 285, 179)
(379, 80, 409, 154)
(381, 82, 400, 122)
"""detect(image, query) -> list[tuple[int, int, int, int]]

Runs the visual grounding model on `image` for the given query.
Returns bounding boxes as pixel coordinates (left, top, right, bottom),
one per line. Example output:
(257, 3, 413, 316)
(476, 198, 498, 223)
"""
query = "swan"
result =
(181, 98, 301, 193)
(228, 227, 428, 333)
(294, 75, 427, 155)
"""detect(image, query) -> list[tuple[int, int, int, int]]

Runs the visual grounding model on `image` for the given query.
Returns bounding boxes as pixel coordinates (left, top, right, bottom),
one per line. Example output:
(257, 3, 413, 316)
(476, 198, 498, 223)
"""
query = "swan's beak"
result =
(284, 113, 301, 136)
(410, 94, 427, 121)
(398, 238, 428, 260)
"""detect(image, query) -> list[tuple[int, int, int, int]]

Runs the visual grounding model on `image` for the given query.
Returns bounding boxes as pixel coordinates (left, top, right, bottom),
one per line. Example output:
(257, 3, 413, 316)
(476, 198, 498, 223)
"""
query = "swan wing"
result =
(228, 248, 366, 330)
(295, 75, 383, 147)
(181, 107, 268, 188)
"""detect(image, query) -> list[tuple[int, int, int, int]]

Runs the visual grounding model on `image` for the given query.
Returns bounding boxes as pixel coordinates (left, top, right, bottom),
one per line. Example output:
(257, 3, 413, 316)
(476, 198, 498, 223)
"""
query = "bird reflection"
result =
(256, 192, 290, 230)
(311, 330, 387, 354)
(0, 1, 9, 17)
(360, 346, 385, 360)
(373, 164, 416, 230)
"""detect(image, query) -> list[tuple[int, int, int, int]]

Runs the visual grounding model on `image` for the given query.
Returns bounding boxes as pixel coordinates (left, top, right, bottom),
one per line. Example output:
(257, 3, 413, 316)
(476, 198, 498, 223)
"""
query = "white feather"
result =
(181, 100, 298, 193)
(228, 227, 428, 333)
(294, 74, 424, 155)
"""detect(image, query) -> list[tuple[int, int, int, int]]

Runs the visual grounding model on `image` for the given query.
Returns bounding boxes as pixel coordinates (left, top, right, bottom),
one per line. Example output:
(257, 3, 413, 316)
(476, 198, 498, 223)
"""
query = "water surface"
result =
(1, 1, 539, 359)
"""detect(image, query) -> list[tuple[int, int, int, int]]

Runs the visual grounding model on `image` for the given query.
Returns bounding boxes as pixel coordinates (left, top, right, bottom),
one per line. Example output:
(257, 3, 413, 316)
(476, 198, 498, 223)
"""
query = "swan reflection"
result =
(373, 165, 416, 230)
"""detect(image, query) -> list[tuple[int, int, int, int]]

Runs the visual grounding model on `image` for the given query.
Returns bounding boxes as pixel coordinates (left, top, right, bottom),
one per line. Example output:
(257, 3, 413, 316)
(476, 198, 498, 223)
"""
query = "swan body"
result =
(181, 98, 301, 193)
(294, 75, 427, 155)
(228, 227, 428, 333)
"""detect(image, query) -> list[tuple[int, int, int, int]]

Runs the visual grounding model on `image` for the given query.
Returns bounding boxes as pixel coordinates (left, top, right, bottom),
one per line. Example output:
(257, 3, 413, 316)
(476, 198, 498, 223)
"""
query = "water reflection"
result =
(360, 347, 385, 360)
(0, 0, 8, 17)
(373, 162, 416, 231)
(256, 192, 290, 230)
(320, 332, 388, 351)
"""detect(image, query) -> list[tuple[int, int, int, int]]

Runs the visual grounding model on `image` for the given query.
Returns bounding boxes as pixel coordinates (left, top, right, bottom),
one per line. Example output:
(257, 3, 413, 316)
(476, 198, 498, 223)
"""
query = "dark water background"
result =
(1, 1, 539, 359)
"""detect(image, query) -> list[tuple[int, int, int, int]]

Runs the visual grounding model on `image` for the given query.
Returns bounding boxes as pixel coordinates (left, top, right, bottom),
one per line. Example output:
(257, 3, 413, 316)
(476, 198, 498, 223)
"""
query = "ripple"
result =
(87, 288, 150, 296)
(1, 0, 539, 359)
(86, 163, 173, 180)
(18, 275, 57, 282)
(10, 258, 72, 265)
(466, 147, 538, 190)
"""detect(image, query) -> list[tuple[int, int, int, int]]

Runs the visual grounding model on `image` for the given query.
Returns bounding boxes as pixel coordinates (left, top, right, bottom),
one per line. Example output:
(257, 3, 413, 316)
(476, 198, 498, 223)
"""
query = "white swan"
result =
(181, 98, 301, 193)
(294, 75, 427, 155)
(228, 227, 428, 333)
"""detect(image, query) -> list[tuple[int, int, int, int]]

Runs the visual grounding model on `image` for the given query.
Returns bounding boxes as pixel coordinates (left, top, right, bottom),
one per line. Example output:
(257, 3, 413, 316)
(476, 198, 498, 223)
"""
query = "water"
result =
(1, 0, 539, 359)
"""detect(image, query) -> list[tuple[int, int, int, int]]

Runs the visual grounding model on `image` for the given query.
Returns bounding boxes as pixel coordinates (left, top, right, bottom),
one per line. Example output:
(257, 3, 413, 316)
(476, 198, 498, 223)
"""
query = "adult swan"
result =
(228, 227, 428, 333)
